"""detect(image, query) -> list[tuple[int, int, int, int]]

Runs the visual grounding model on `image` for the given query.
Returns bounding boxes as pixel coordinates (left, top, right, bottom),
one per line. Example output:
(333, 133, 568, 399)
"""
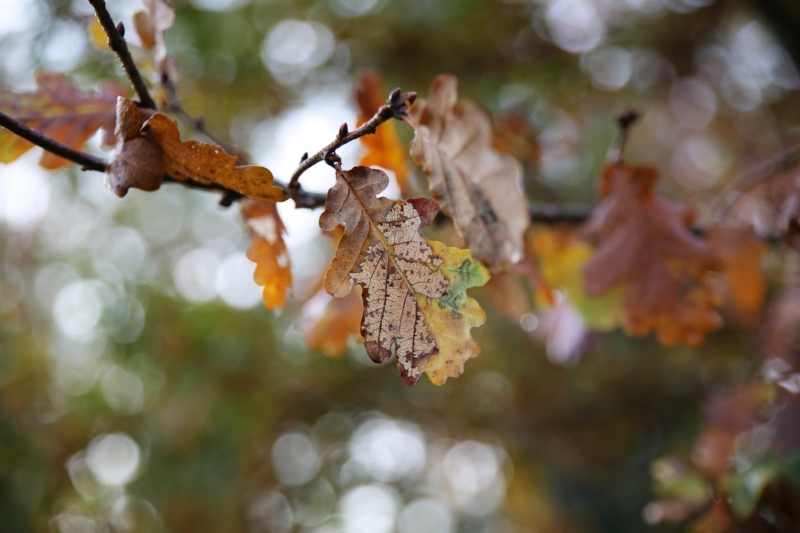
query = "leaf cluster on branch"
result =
(0, 0, 798, 396)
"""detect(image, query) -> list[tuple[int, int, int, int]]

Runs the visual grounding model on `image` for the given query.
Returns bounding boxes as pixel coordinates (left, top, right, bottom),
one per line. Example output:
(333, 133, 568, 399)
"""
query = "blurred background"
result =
(1, 0, 800, 531)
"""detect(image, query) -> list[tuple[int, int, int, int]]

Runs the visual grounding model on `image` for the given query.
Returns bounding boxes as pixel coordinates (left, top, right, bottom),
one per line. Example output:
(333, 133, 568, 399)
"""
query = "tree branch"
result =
(0, 111, 108, 172)
(287, 88, 416, 202)
(88, 0, 157, 110)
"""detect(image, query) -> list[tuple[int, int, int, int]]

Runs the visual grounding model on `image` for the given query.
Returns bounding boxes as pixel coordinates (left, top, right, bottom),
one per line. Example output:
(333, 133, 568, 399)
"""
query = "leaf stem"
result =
(88, 0, 157, 110)
(0, 111, 108, 172)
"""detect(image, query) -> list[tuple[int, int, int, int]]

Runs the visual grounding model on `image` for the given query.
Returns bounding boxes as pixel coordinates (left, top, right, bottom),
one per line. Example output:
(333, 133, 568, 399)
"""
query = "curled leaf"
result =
(408, 74, 529, 272)
(0, 73, 124, 169)
(242, 199, 292, 311)
(106, 97, 164, 197)
(355, 72, 412, 197)
(143, 114, 287, 202)
(583, 163, 722, 347)
(319, 165, 489, 385)
(134, 0, 177, 78)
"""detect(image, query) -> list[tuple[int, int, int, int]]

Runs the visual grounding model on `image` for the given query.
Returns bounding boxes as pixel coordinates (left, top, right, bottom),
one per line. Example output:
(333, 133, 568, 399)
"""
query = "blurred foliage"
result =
(3, 0, 800, 531)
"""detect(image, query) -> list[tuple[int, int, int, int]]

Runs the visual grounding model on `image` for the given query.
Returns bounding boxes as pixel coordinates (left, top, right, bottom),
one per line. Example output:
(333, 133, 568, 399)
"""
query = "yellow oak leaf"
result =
(529, 227, 622, 332)
(408, 74, 529, 273)
(0, 73, 124, 169)
(143, 113, 287, 202)
(319, 165, 489, 385)
(242, 199, 292, 311)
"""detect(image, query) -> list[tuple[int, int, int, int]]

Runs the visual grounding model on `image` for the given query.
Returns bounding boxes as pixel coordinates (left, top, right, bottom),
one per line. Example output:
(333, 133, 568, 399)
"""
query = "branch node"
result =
(324, 150, 342, 168)
(116, 21, 125, 38)
(300, 152, 308, 163)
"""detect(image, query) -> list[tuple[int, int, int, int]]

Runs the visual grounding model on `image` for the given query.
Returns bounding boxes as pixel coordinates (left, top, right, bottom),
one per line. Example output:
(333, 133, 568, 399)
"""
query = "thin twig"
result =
(287, 106, 394, 200)
(714, 143, 800, 221)
(88, 0, 157, 110)
(0, 111, 108, 172)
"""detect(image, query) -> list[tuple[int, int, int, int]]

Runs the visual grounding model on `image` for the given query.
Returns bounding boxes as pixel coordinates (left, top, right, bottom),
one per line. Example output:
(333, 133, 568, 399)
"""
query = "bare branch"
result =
(88, 0, 157, 110)
(0, 111, 108, 172)
(287, 88, 415, 202)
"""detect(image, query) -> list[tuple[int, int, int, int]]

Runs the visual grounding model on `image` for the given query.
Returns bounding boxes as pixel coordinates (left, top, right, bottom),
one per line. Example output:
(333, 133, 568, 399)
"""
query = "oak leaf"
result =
(142, 113, 287, 202)
(707, 226, 766, 327)
(300, 288, 364, 358)
(530, 227, 622, 332)
(242, 199, 292, 311)
(408, 74, 529, 272)
(356, 72, 412, 197)
(583, 163, 722, 347)
(0, 73, 124, 169)
(106, 97, 164, 197)
(134, 0, 177, 78)
(319, 165, 489, 385)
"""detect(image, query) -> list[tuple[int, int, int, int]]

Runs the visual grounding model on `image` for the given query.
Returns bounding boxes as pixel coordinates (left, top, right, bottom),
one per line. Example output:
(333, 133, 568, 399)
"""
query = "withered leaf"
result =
(299, 288, 364, 358)
(134, 0, 176, 78)
(143, 114, 287, 202)
(242, 199, 292, 311)
(0, 73, 124, 169)
(356, 72, 412, 197)
(707, 225, 766, 327)
(106, 97, 164, 197)
(583, 163, 722, 347)
(319, 165, 490, 385)
(408, 74, 529, 272)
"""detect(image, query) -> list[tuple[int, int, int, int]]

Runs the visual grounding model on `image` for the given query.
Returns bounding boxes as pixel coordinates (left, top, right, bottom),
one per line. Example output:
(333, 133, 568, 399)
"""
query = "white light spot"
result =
(272, 433, 321, 486)
(398, 499, 454, 533)
(339, 484, 399, 533)
(85, 433, 141, 486)
(173, 248, 220, 303)
(349, 417, 426, 482)
(545, 0, 605, 54)
(215, 253, 263, 309)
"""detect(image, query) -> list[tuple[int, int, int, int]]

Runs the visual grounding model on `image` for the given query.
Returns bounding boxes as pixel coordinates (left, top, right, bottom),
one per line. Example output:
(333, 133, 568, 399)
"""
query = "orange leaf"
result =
(707, 226, 766, 327)
(300, 288, 364, 358)
(583, 162, 722, 347)
(355, 72, 412, 197)
(242, 200, 292, 311)
(0, 73, 124, 169)
(143, 114, 287, 202)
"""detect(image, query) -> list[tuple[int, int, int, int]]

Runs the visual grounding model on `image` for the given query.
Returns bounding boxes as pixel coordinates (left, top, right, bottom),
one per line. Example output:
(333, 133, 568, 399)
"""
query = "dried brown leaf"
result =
(143, 114, 287, 202)
(408, 74, 529, 272)
(583, 163, 722, 347)
(242, 199, 292, 311)
(134, 0, 176, 78)
(106, 97, 164, 197)
(0, 73, 124, 169)
(319, 165, 489, 385)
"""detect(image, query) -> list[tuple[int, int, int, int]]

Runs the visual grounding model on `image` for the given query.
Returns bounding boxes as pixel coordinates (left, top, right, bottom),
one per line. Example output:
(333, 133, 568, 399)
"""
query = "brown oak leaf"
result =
(143, 113, 287, 202)
(319, 165, 490, 385)
(242, 199, 292, 311)
(106, 97, 164, 197)
(583, 162, 722, 347)
(134, 0, 177, 78)
(408, 74, 529, 273)
(0, 73, 124, 169)
(356, 71, 412, 197)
